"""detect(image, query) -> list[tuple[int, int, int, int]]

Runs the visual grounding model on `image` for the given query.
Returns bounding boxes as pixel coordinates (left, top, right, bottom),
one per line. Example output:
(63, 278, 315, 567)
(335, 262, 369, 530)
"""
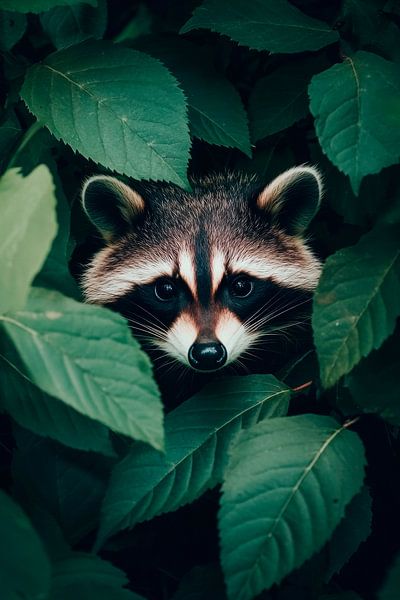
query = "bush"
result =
(0, 1, 400, 599)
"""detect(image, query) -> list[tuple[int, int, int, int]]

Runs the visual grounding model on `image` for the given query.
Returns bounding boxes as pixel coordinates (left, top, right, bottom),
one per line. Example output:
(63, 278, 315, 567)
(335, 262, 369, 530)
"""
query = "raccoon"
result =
(79, 167, 322, 399)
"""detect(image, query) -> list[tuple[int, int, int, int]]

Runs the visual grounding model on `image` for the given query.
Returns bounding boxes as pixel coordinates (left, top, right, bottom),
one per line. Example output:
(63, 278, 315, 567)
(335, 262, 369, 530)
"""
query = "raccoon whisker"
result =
(243, 299, 311, 334)
(126, 319, 169, 341)
(128, 300, 168, 330)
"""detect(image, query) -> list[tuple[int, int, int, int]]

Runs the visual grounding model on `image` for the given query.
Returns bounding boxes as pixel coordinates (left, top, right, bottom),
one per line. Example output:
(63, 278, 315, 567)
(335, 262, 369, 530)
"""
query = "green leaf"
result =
(379, 552, 400, 600)
(50, 553, 146, 600)
(0, 166, 57, 316)
(136, 36, 250, 155)
(0, 350, 114, 455)
(181, 0, 338, 53)
(12, 429, 111, 544)
(325, 487, 372, 580)
(0, 0, 96, 12)
(219, 414, 366, 600)
(0, 287, 164, 450)
(313, 225, 400, 388)
(0, 489, 51, 600)
(249, 58, 323, 142)
(0, 10, 26, 50)
(347, 333, 400, 424)
(21, 40, 190, 186)
(309, 51, 400, 193)
(0, 109, 22, 173)
(40, 0, 107, 49)
(97, 375, 290, 547)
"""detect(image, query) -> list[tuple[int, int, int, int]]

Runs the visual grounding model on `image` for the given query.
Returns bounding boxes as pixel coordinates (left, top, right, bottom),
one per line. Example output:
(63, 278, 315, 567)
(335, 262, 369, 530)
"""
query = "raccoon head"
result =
(80, 167, 322, 374)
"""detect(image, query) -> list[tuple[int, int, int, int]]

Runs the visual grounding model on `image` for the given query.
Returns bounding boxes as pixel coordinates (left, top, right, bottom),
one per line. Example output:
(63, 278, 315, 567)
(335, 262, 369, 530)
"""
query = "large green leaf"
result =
(21, 40, 190, 186)
(40, 0, 107, 49)
(0, 287, 164, 450)
(0, 0, 96, 11)
(97, 375, 290, 547)
(0, 489, 51, 600)
(0, 351, 114, 455)
(136, 36, 250, 155)
(219, 414, 366, 600)
(347, 333, 400, 424)
(0, 166, 57, 315)
(379, 552, 400, 600)
(50, 553, 146, 600)
(309, 51, 400, 193)
(181, 0, 338, 53)
(325, 487, 372, 580)
(313, 225, 400, 388)
(249, 58, 324, 142)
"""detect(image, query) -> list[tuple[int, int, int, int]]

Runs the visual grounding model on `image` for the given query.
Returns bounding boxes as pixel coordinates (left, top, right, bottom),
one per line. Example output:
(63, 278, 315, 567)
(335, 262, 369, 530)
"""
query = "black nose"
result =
(188, 342, 227, 371)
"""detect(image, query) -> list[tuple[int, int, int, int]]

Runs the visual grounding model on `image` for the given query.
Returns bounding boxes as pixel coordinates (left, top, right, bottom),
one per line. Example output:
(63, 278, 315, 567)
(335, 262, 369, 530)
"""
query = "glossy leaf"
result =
(219, 415, 366, 600)
(0, 166, 57, 315)
(309, 51, 400, 193)
(181, 0, 338, 53)
(0, 489, 51, 600)
(21, 40, 190, 186)
(97, 375, 290, 546)
(0, 287, 164, 450)
(313, 226, 400, 388)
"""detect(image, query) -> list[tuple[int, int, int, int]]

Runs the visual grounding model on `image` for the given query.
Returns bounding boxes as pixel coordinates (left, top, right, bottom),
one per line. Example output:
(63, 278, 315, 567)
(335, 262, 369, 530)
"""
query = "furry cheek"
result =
(215, 310, 260, 365)
(156, 313, 198, 367)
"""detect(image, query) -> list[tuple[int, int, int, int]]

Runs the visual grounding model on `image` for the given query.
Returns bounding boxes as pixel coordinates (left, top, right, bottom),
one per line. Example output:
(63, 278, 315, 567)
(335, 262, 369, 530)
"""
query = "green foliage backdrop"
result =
(0, 1, 400, 599)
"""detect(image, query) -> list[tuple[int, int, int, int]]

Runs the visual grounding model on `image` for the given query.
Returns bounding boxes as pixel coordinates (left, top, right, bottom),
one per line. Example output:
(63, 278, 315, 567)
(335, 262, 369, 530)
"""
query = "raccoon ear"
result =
(257, 166, 322, 235)
(82, 175, 145, 240)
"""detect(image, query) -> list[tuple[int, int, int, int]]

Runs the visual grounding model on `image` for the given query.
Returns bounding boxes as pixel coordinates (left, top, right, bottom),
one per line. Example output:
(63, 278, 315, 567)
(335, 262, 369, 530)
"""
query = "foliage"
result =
(0, 1, 400, 600)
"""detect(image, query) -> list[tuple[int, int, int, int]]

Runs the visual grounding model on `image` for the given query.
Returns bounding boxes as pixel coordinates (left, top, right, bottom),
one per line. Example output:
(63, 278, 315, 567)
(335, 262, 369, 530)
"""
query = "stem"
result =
(7, 120, 43, 169)
(291, 380, 313, 394)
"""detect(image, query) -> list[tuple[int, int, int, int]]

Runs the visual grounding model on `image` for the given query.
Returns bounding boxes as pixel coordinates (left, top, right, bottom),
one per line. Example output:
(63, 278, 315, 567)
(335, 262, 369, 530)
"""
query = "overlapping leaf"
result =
(0, 287, 164, 450)
(309, 51, 400, 193)
(219, 415, 366, 600)
(135, 36, 251, 154)
(181, 0, 338, 53)
(0, 10, 27, 50)
(0, 0, 96, 11)
(313, 225, 400, 389)
(0, 166, 57, 315)
(21, 40, 190, 186)
(379, 552, 400, 599)
(50, 553, 146, 600)
(0, 489, 51, 600)
(40, 0, 107, 49)
(97, 375, 290, 546)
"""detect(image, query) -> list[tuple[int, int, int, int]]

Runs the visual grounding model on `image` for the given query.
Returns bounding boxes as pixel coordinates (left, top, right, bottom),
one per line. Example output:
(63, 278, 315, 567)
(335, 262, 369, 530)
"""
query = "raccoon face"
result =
(80, 167, 322, 373)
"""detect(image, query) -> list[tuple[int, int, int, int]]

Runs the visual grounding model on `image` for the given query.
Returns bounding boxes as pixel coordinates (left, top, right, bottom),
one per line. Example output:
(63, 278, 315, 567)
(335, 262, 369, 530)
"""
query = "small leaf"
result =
(0, 0, 96, 12)
(0, 489, 51, 600)
(347, 333, 400, 424)
(0, 287, 164, 450)
(0, 166, 57, 315)
(40, 0, 107, 49)
(98, 375, 290, 546)
(249, 58, 324, 141)
(379, 552, 400, 600)
(313, 225, 400, 388)
(50, 553, 146, 600)
(181, 0, 338, 54)
(21, 40, 190, 186)
(219, 414, 366, 600)
(309, 51, 400, 193)
(12, 429, 111, 544)
(0, 10, 27, 51)
(326, 487, 372, 580)
(136, 36, 251, 155)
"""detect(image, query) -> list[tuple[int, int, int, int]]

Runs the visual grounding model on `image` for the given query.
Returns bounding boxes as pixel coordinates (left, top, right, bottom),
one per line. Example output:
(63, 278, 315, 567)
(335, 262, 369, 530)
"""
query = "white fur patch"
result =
(81, 248, 174, 303)
(257, 165, 323, 213)
(156, 312, 198, 366)
(216, 309, 260, 364)
(178, 249, 197, 299)
(211, 249, 226, 294)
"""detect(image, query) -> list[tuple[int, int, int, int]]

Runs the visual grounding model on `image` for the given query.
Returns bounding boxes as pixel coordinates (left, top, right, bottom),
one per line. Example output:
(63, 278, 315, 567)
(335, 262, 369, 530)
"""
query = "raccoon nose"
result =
(188, 342, 227, 371)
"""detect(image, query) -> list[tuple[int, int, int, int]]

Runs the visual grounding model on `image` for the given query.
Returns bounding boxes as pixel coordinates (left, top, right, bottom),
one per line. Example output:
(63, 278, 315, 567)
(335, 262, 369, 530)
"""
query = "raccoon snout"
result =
(188, 342, 227, 372)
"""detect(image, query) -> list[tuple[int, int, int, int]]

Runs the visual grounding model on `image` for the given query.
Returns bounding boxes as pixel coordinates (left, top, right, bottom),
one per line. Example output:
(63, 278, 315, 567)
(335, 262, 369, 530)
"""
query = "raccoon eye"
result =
(154, 278, 177, 301)
(229, 276, 253, 298)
